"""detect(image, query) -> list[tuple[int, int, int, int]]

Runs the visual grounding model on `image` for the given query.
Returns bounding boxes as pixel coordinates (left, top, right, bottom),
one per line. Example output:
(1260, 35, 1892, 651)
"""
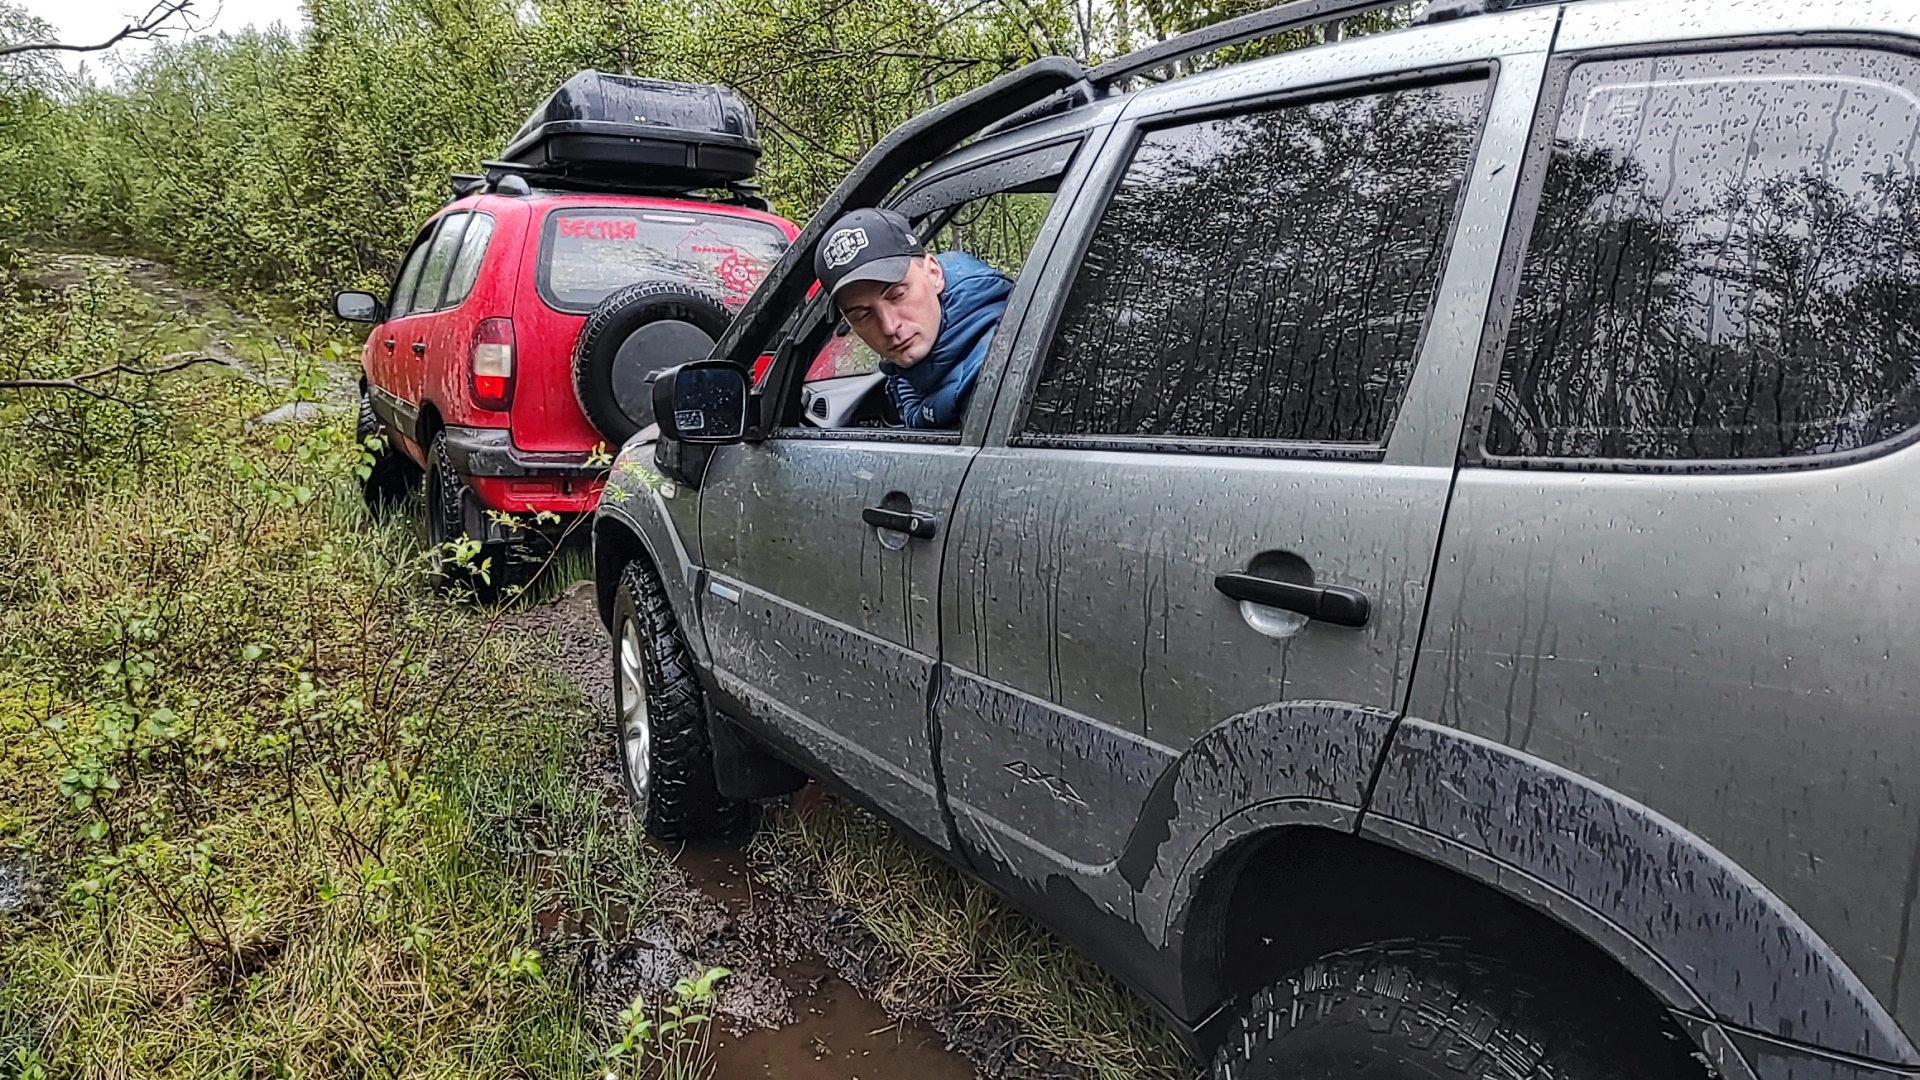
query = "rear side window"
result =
(442, 213, 495, 309)
(1488, 48, 1920, 462)
(1023, 79, 1488, 447)
(386, 223, 437, 321)
(539, 208, 789, 313)
(409, 212, 468, 315)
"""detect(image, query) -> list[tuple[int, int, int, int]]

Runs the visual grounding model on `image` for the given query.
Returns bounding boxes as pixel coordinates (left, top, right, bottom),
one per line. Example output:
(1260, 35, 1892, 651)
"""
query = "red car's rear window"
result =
(537, 207, 789, 312)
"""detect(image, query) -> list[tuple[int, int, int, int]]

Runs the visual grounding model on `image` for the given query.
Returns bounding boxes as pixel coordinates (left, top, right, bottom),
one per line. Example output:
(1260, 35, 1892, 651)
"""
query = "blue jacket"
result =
(881, 252, 1012, 429)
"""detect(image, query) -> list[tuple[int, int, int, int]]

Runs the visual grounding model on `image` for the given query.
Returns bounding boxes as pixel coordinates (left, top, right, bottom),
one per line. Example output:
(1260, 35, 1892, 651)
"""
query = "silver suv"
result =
(593, 1, 1920, 1076)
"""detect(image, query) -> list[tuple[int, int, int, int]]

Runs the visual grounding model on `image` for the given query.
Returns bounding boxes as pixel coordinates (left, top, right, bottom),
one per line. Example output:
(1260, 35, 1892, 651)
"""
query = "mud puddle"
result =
(680, 843, 975, 1080)
(504, 584, 982, 1080)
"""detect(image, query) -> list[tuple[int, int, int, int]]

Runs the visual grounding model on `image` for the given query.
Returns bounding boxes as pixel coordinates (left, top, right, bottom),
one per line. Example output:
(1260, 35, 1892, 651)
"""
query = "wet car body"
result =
(595, 1, 1920, 1076)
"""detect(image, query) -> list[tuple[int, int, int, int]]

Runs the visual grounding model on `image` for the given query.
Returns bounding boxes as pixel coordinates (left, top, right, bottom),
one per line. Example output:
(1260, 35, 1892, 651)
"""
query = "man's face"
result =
(837, 256, 945, 367)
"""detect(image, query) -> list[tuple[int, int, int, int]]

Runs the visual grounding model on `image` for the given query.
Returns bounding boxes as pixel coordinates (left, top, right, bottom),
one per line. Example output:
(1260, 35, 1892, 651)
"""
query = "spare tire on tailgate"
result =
(573, 282, 733, 445)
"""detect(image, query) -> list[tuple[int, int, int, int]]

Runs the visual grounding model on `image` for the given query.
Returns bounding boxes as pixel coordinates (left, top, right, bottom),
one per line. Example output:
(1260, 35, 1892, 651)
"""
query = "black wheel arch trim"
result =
(1360, 718, 1914, 1067)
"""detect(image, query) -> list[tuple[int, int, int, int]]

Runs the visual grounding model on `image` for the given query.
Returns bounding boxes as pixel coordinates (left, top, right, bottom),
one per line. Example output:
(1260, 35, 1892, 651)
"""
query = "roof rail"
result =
(1086, 0, 1414, 91)
(714, 56, 1087, 370)
(979, 0, 1478, 140)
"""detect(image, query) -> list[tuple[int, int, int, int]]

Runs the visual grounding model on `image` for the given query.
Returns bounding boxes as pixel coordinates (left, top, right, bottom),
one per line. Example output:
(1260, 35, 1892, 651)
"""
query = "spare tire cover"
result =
(572, 281, 733, 445)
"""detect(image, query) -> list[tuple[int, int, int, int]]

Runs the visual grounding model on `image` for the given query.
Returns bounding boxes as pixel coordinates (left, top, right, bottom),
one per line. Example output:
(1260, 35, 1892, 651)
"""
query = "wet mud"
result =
(504, 583, 999, 1080)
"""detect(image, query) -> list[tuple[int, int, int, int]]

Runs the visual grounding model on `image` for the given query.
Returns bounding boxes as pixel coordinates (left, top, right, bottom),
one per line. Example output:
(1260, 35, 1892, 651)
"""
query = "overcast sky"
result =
(21, 0, 307, 76)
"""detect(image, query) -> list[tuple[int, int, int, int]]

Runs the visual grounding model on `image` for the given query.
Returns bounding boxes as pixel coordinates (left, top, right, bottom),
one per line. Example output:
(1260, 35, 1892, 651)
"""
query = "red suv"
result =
(331, 73, 798, 589)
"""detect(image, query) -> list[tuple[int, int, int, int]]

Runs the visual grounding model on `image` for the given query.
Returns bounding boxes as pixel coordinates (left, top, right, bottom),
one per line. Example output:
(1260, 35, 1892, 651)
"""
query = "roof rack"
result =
(447, 160, 773, 211)
(1088, 0, 1417, 90)
(979, 0, 1502, 138)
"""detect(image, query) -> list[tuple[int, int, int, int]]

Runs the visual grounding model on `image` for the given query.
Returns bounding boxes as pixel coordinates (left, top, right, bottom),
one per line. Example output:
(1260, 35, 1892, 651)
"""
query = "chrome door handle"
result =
(410, 341, 427, 356)
(862, 506, 937, 540)
(1214, 572, 1370, 628)
(382, 338, 396, 350)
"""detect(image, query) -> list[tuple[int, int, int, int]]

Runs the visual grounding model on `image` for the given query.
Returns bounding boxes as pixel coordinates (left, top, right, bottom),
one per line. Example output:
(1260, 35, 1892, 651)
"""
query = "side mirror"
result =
(653, 360, 749, 445)
(333, 290, 384, 324)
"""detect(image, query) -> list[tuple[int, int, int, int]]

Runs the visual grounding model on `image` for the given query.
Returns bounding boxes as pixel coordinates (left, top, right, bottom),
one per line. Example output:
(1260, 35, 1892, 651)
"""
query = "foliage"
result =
(600, 967, 730, 1080)
(0, 255, 651, 1078)
(0, 0, 1416, 305)
(753, 797, 1193, 1080)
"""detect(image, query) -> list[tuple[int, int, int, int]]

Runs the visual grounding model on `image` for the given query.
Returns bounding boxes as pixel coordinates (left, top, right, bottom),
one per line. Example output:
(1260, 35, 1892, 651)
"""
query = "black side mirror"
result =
(653, 360, 749, 445)
(333, 290, 384, 323)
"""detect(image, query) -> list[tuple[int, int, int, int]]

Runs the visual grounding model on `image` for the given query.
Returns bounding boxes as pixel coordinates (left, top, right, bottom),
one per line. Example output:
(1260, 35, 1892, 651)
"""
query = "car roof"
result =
(441, 191, 799, 237)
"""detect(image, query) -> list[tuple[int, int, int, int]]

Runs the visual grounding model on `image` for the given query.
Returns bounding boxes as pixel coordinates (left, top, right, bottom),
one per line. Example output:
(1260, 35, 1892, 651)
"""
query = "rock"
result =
(244, 401, 342, 432)
(0, 858, 26, 913)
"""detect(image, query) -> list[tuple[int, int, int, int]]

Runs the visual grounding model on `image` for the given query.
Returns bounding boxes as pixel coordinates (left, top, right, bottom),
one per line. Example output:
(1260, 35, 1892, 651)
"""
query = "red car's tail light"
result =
(469, 317, 514, 410)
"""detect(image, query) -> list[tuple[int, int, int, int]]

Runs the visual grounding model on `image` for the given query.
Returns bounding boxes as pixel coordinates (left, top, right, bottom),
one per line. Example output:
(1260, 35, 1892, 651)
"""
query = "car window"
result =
(386, 222, 438, 321)
(410, 212, 469, 316)
(539, 207, 789, 312)
(1023, 79, 1488, 447)
(801, 190, 1054, 384)
(441, 212, 495, 310)
(1487, 48, 1920, 463)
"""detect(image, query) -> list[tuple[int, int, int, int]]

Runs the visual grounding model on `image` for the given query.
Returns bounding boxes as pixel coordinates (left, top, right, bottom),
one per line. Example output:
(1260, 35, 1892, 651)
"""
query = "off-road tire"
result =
(572, 282, 733, 445)
(1211, 941, 1692, 1080)
(356, 389, 418, 511)
(611, 557, 746, 840)
(423, 431, 518, 601)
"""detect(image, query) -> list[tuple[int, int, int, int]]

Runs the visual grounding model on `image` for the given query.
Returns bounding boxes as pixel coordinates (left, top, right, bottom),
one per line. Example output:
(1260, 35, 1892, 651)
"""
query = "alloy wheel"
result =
(617, 615, 651, 812)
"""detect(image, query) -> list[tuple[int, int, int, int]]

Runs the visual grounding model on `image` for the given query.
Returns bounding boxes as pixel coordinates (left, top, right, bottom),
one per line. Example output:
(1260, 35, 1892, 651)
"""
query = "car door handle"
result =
(382, 337, 396, 350)
(862, 506, 938, 540)
(1214, 572, 1370, 628)
(410, 341, 426, 356)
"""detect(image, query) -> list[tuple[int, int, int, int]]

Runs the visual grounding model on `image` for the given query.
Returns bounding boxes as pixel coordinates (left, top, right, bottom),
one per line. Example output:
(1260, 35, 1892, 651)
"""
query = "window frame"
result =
(410, 211, 470, 317)
(386, 219, 443, 322)
(1462, 33, 1920, 475)
(756, 136, 1089, 446)
(1005, 64, 1498, 461)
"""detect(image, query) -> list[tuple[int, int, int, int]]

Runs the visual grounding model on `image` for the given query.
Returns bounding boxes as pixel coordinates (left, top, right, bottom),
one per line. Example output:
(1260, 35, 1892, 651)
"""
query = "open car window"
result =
(785, 140, 1081, 431)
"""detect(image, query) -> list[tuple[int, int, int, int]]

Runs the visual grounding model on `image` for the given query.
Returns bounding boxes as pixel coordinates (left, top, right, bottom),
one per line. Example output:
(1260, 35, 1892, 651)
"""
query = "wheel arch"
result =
(1175, 821, 1715, 1073)
(1355, 719, 1915, 1067)
(414, 399, 445, 460)
(590, 449, 707, 666)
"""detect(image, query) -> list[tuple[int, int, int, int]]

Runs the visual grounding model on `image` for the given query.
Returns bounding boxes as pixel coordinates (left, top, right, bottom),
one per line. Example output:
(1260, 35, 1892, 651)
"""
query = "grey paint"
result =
(1407, 447, 1920, 1060)
(697, 438, 972, 846)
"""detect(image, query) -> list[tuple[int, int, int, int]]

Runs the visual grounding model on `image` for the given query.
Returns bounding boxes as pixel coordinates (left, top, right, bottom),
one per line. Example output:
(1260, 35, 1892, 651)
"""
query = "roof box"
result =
(500, 71, 762, 191)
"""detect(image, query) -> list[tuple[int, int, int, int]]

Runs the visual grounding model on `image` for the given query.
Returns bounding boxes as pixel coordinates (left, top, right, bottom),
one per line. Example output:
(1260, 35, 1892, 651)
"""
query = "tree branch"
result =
(0, 352, 228, 400)
(0, 0, 194, 58)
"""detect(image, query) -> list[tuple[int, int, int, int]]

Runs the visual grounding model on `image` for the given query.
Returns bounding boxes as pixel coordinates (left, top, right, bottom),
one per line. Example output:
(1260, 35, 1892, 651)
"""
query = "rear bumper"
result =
(443, 425, 606, 479)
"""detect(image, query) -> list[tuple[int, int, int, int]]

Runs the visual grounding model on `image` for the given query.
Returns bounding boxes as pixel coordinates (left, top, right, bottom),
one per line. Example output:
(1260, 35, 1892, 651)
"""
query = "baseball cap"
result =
(813, 207, 927, 301)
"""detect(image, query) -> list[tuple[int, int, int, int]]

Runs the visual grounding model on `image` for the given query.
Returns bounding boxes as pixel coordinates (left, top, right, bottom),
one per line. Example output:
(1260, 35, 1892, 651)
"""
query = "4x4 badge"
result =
(822, 227, 868, 269)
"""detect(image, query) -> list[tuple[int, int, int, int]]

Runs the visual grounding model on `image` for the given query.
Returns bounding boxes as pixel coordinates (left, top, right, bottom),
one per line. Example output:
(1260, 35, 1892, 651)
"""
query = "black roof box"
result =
(500, 71, 762, 191)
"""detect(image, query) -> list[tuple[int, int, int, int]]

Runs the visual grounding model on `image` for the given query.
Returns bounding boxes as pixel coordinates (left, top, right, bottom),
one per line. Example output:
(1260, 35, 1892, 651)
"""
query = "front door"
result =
(937, 66, 1504, 897)
(696, 138, 1094, 846)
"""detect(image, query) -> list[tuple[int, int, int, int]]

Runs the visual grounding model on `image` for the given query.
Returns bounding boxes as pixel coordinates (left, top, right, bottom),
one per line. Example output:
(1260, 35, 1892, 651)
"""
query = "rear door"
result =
(695, 134, 1102, 847)
(936, 35, 1525, 898)
(399, 212, 469, 410)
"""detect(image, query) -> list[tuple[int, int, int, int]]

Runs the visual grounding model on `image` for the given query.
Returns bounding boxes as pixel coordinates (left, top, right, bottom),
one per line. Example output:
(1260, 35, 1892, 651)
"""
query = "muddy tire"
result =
(424, 432, 508, 600)
(1211, 941, 1687, 1080)
(356, 389, 418, 512)
(611, 557, 745, 840)
(572, 282, 732, 446)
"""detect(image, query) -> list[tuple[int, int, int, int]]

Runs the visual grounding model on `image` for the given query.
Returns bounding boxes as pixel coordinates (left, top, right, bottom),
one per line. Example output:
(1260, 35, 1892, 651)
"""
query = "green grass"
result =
(0, 253, 661, 1079)
(752, 799, 1195, 1080)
